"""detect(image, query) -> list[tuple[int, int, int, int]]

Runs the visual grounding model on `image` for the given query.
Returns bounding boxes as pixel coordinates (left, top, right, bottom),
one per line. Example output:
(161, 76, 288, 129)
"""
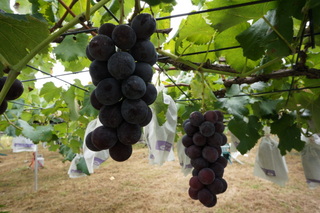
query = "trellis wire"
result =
(155, 0, 276, 21)
(26, 65, 89, 92)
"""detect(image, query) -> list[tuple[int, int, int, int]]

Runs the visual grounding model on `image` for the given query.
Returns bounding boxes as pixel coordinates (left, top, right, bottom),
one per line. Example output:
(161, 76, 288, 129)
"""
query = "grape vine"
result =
(0, 0, 320, 178)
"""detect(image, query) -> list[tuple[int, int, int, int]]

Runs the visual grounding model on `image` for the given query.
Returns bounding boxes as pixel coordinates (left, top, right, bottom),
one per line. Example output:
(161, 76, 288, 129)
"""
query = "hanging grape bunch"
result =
(85, 13, 158, 162)
(182, 110, 228, 208)
(0, 77, 24, 115)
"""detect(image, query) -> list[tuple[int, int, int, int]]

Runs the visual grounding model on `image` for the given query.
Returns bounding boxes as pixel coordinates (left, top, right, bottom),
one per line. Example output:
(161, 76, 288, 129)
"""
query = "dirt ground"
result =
(0, 140, 319, 213)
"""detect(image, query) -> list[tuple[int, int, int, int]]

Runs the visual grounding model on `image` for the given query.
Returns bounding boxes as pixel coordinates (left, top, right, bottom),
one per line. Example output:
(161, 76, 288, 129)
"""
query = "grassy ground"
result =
(0, 140, 319, 213)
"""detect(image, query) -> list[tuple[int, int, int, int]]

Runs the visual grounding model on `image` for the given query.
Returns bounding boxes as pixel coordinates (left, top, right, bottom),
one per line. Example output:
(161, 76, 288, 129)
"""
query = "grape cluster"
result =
(85, 13, 158, 162)
(183, 110, 228, 208)
(0, 77, 24, 115)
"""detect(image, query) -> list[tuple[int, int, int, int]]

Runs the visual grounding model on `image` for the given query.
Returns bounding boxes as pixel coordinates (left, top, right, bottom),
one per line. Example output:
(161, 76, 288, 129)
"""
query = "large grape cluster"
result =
(85, 13, 158, 162)
(183, 110, 228, 207)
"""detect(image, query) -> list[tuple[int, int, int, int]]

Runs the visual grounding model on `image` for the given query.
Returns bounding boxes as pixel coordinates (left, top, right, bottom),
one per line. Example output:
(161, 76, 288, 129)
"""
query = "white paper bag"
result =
(301, 133, 320, 189)
(12, 136, 36, 153)
(144, 90, 177, 166)
(68, 154, 88, 178)
(176, 138, 192, 176)
(253, 129, 289, 186)
(68, 119, 109, 178)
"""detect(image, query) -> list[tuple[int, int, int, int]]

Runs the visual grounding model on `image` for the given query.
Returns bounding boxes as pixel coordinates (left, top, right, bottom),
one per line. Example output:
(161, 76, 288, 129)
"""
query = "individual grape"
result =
(192, 132, 206, 146)
(189, 176, 204, 191)
(85, 131, 101, 151)
(0, 100, 8, 115)
(188, 187, 199, 200)
(219, 178, 228, 193)
(121, 75, 146, 99)
(121, 98, 148, 124)
(88, 34, 115, 61)
(0, 77, 24, 100)
(99, 103, 123, 128)
(204, 193, 217, 208)
(133, 62, 153, 82)
(182, 119, 190, 128)
(90, 89, 103, 110)
(198, 168, 215, 185)
(202, 146, 219, 163)
(214, 110, 224, 122)
(199, 121, 215, 137)
(190, 157, 209, 170)
(86, 46, 95, 61)
(130, 13, 156, 40)
(216, 156, 228, 168)
(183, 121, 198, 136)
(189, 111, 204, 127)
(181, 134, 194, 147)
(117, 121, 142, 145)
(192, 168, 199, 177)
(198, 188, 215, 207)
(141, 83, 157, 105)
(185, 145, 202, 159)
(206, 178, 224, 195)
(215, 121, 225, 133)
(89, 60, 112, 86)
(130, 40, 158, 66)
(98, 23, 116, 37)
(209, 162, 224, 178)
(206, 133, 223, 147)
(109, 141, 133, 162)
(95, 78, 122, 105)
(108, 52, 136, 80)
(221, 133, 228, 146)
(112, 24, 137, 50)
(203, 110, 218, 123)
(139, 106, 152, 127)
(91, 126, 118, 150)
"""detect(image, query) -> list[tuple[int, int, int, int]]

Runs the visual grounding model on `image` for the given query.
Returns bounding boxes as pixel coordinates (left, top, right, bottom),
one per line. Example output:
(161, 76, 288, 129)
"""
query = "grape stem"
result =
(0, 0, 111, 106)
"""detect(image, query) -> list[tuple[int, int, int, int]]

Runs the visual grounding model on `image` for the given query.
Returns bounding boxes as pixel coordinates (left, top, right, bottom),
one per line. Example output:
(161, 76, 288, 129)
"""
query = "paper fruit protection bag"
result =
(301, 132, 320, 189)
(68, 119, 109, 178)
(143, 87, 177, 165)
(253, 126, 289, 186)
(177, 138, 193, 176)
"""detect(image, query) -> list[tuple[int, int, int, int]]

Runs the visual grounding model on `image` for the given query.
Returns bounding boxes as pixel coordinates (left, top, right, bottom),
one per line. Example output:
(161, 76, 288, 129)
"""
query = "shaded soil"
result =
(0, 142, 319, 213)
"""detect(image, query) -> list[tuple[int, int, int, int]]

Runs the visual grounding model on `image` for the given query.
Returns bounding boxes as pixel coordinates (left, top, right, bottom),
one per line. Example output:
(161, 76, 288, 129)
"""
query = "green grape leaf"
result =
(205, 0, 276, 32)
(62, 86, 80, 121)
(40, 82, 63, 102)
(270, 113, 305, 155)
(0, 13, 49, 66)
(228, 116, 262, 154)
(252, 99, 281, 118)
(215, 85, 249, 119)
(59, 144, 76, 162)
(152, 90, 169, 126)
(18, 119, 53, 143)
(76, 156, 90, 176)
(236, 9, 293, 60)
(177, 14, 216, 46)
(214, 22, 259, 72)
(53, 34, 88, 61)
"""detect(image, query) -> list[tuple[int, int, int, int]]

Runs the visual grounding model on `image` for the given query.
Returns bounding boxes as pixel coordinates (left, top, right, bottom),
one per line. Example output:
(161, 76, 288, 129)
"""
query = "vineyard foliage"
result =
(1, 0, 320, 161)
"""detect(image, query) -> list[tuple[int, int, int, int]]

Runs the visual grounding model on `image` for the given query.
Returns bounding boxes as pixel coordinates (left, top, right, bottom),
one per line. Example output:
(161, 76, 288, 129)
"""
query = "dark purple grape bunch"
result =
(0, 77, 24, 115)
(182, 110, 228, 208)
(84, 13, 158, 162)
